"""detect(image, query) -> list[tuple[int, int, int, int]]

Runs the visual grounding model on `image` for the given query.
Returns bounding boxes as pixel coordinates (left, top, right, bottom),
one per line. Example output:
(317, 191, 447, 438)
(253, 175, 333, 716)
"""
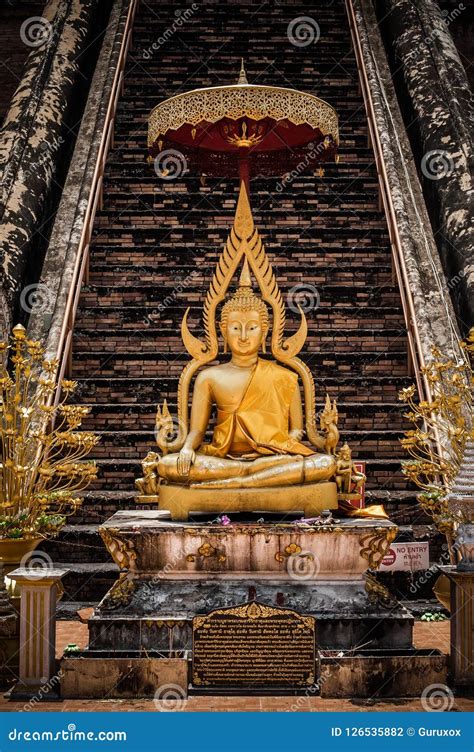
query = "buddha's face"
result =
(224, 309, 263, 357)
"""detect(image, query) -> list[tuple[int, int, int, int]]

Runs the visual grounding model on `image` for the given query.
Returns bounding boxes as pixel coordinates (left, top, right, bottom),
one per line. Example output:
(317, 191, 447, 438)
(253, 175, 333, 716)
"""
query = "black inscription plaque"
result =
(192, 601, 315, 687)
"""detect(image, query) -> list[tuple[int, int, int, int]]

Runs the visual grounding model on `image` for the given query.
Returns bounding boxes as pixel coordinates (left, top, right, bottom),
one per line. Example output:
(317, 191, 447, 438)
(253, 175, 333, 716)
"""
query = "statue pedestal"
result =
(137, 481, 338, 520)
(91, 510, 412, 649)
(59, 509, 452, 697)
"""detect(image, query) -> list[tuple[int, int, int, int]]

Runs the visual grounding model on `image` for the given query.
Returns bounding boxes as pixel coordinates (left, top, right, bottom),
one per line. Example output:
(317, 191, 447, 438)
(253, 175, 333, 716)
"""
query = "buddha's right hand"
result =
(177, 446, 196, 476)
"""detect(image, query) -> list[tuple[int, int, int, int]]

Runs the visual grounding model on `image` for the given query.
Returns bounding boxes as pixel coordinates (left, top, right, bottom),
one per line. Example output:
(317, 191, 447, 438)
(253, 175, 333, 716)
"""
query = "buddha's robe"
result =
(201, 358, 315, 458)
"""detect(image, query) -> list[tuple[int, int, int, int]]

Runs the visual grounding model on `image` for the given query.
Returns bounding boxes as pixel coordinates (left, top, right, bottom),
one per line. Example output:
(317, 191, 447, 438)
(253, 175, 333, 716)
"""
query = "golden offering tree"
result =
(0, 324, 98, 540)
(399, 335, 473, 545)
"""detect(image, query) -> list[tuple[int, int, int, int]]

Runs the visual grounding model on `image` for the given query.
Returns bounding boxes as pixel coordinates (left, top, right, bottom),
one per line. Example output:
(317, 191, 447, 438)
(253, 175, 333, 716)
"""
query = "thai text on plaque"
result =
(192, 601, 315, 687)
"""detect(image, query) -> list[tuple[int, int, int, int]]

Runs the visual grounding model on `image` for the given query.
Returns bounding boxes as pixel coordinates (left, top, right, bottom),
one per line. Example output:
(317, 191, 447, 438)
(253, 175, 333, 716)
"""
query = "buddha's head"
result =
(220, 258, 269, 357)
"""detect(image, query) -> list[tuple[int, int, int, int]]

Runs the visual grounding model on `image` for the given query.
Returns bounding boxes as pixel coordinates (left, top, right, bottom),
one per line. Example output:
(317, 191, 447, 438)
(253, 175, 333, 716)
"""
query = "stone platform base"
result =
(61, 509, 420, 698)
(89, 578, 413, 652)
(98, 510, 397, 579)
(93, 511, 410, 652)
(319, 649, 448, 698)
(59, 644, 447, 699)
(61, 653, 188, 699)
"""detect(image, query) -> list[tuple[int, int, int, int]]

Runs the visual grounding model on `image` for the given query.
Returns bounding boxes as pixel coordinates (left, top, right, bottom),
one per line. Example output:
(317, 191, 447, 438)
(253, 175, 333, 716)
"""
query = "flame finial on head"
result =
(224, 256, 265, 308)
(238, 257, 252, 290)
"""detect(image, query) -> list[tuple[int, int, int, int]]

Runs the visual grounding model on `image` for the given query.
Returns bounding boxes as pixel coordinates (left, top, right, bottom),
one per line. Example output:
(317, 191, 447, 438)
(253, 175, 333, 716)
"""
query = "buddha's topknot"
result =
(220, 258, 269, 333)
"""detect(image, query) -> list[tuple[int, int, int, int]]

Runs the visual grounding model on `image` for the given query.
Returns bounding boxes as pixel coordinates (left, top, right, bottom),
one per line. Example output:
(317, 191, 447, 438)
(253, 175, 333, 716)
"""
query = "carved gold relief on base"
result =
(360, 527, 398, 570)
(99, 527, 137, 572)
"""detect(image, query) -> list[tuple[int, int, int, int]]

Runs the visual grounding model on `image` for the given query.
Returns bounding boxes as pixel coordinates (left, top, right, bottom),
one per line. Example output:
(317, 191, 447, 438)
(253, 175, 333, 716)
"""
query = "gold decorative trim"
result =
(103, 574, 136, 610)
(186, 541, 226, 563)
(275, 542, 302, 562)
(365, 572, 397, 607)
(99, 527, 137, 571)
(201, 524, 348, 536)
(193, 600, 314, 630)
(148, 84, 339, 149)
(360, 526, 397, 570)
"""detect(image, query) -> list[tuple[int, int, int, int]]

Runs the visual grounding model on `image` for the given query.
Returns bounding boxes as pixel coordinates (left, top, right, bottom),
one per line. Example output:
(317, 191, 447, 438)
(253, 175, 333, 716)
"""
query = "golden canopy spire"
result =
(237, 58, 248, 85)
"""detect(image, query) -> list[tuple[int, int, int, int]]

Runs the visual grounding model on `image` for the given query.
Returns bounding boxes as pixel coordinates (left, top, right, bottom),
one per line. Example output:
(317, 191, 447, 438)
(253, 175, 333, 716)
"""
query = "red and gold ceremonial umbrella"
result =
(148, 61, 339, 191)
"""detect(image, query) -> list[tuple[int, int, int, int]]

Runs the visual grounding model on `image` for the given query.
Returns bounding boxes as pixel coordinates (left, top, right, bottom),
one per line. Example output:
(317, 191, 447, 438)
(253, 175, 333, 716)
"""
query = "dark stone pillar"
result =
(376, 0, 474, 333)
(0, 0, 110, 340)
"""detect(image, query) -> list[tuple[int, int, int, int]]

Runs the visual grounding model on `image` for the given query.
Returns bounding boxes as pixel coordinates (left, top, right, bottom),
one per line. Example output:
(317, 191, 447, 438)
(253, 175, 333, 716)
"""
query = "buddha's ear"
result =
(261, 329, 268, 354)
(219, 323, 227, 353)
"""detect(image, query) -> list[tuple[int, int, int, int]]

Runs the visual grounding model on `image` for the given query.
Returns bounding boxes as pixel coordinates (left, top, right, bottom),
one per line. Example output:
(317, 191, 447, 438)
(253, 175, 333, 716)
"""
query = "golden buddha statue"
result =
(157, 259, 336, 492)
(136, 182, 368, 520)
